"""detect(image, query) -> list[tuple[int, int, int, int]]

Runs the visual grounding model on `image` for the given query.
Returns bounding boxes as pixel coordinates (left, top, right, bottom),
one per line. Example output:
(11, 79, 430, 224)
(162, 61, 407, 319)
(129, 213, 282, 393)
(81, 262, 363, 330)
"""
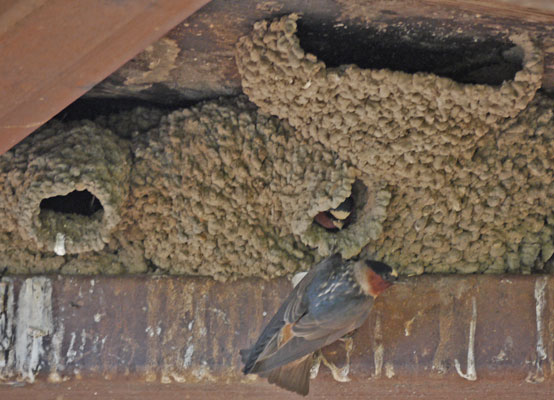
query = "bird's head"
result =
(366, 260, 398, 283)
(355, 259, 397, 298)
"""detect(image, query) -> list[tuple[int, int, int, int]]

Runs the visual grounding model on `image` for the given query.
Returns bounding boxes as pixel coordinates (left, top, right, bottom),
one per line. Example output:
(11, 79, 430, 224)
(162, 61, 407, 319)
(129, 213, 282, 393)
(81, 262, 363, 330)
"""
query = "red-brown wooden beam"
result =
(0, 0, 211, 155)
(0, 274, 552, 399)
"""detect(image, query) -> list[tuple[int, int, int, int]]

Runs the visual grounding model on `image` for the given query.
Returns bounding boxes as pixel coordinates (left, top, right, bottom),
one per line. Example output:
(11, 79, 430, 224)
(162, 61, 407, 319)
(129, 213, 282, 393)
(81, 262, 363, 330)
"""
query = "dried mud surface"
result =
(131, 97, 385, 279)
(0, 14, 552, 278)
(236, 14, 553, 275)
(0, 98, 389, 279)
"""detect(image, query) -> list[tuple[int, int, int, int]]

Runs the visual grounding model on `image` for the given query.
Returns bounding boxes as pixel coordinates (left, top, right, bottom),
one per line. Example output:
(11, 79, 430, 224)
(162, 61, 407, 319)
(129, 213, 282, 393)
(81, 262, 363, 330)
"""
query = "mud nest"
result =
(132, 97, 388, 279)
(236, 14, 553, 274)
(0, 98, 391, 278)
(0, 121, 131, 255)
(0, 14, 552, 279)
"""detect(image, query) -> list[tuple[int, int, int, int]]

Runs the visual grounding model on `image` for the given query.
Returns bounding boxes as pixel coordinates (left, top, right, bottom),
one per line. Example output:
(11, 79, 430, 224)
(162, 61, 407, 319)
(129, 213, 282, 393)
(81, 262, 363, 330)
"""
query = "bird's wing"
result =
(241, 254, 342, 374)
(292, 294, 372, 340)
(250, 295, 372, 374)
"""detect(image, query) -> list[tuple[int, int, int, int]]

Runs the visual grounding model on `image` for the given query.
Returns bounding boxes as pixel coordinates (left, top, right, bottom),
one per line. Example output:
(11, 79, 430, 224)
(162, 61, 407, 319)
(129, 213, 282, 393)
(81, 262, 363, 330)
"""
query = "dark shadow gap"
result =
(296, 19, 523, 85)
(52, 94, 198, 123)
(40, 190, 103, 216)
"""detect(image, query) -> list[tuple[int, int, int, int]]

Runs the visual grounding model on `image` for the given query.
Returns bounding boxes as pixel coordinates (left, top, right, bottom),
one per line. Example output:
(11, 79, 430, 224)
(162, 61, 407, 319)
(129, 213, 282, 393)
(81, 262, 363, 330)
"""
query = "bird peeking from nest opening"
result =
(240, 253, 397, 395)
(313, 196, 354, 231)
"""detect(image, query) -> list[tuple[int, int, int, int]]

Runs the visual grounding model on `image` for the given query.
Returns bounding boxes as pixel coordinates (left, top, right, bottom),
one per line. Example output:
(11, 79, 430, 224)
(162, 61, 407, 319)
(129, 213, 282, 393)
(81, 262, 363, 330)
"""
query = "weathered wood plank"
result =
(0, 0, 212, 154)
(1, 274, 552, 398)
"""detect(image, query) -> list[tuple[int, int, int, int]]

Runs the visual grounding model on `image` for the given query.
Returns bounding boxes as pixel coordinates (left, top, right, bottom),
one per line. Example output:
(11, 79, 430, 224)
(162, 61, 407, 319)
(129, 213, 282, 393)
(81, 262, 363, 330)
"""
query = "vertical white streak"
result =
(526, 276, 547, 383)
(534, 277, 547, 361)
(373, 314, 384, 378)
(183, 335, 194, 369)
(66, 332, 77, 364)
(48, 324, 65, 382)
(0, 278, 15, 373)
(54, 233, 66, 256)
(14, 278, 53, 382)
(455, 296, 477, 381)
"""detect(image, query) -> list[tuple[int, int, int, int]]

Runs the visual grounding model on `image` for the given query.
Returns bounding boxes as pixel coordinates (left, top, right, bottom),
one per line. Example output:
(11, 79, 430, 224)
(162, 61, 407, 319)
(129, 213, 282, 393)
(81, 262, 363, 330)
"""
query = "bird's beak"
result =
(391, 269, 399, 278)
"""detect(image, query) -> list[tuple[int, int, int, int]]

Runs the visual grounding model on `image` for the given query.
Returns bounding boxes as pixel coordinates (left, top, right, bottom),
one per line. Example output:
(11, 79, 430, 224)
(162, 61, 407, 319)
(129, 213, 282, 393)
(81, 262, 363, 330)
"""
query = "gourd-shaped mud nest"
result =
(1, 121, 131, 255)
(236, 14, 553, 274)
(132, 98, 389, 280)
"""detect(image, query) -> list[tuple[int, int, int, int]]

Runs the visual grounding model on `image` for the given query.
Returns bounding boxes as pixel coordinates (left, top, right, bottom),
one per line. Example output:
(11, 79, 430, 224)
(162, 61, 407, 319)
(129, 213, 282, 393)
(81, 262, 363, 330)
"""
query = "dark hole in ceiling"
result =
(296, 19, 523, 85)
(40, 189, 103, 216)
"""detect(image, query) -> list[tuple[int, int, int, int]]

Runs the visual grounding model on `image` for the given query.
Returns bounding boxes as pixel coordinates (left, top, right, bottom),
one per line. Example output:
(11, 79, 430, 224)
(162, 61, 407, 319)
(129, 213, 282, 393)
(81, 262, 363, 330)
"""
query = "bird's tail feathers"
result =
(240, 348, 254, 374)
(265, 354, 312, 396)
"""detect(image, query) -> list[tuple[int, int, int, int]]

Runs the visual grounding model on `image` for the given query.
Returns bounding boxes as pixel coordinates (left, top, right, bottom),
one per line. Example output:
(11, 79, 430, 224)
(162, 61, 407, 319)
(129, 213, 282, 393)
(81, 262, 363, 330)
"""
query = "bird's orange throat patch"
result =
(365, 269, 393, 298)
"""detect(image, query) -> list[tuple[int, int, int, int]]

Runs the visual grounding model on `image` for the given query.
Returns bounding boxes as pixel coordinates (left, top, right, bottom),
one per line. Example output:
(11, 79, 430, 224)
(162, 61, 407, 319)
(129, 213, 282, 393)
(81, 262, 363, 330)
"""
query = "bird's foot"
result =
(318, 337, 353, 382)
(320, 353, 351, 382)
(310, 352, 322, 379)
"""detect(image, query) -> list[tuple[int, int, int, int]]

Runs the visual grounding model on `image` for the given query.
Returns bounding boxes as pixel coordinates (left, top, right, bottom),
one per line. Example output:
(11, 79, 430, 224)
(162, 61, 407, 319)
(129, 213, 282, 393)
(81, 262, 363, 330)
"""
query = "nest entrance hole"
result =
(313, 179, 368, 232)
(296, 19, 523, 85)
(40, 190, 103, 217)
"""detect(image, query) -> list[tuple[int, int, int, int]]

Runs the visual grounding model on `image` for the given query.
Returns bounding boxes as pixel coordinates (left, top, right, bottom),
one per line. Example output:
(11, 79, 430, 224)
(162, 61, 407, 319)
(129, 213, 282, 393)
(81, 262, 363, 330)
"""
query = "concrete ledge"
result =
(0, 274, 553, 398)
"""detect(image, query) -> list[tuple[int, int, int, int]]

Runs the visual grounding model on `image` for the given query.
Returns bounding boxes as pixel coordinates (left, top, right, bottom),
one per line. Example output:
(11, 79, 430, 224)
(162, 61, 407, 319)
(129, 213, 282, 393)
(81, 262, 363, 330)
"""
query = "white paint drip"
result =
(454, 296, 477, 381)
(66, 332, 77, 364)
(92, 335, 99, 353)
(373, 344, 384, 378)
(404, 316, 415, 337)
(79, 329, 87, 353)
(48, 324, 64, 382)
(14, 278, 54, 382)
(385, 362, 395, 378)
(184, 344, 194, 368)
(534, 277, 547, 361)
(373, 315, 384, 378)
(526, 276, 547, 383)
(0, 278, 15, 372)
(54, 233, 66, 256)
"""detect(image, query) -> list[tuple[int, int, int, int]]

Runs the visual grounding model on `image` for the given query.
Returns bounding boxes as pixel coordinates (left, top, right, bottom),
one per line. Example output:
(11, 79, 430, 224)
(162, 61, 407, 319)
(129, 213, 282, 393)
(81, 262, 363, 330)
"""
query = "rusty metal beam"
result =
(1, 274, 552, 398)
(0, 0, 211, 155)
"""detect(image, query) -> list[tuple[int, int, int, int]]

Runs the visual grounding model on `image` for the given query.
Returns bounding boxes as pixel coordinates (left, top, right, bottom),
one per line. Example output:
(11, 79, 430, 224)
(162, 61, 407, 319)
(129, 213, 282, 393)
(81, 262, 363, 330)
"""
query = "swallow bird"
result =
(240, 254, 397, 395)
(314, 196, 354, 231)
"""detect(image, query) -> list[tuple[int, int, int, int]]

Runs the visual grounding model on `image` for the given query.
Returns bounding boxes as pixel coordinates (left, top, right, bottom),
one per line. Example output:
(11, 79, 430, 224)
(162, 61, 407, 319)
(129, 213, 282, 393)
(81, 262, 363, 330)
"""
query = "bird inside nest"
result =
(313, 196, 354, 231)
(240, 253, 397, 395)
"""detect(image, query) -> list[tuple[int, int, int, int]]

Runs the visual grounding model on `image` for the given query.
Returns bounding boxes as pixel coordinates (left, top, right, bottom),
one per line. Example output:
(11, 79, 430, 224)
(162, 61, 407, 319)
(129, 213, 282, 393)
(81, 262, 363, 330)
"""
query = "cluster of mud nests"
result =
(0, 14, 552, 278)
